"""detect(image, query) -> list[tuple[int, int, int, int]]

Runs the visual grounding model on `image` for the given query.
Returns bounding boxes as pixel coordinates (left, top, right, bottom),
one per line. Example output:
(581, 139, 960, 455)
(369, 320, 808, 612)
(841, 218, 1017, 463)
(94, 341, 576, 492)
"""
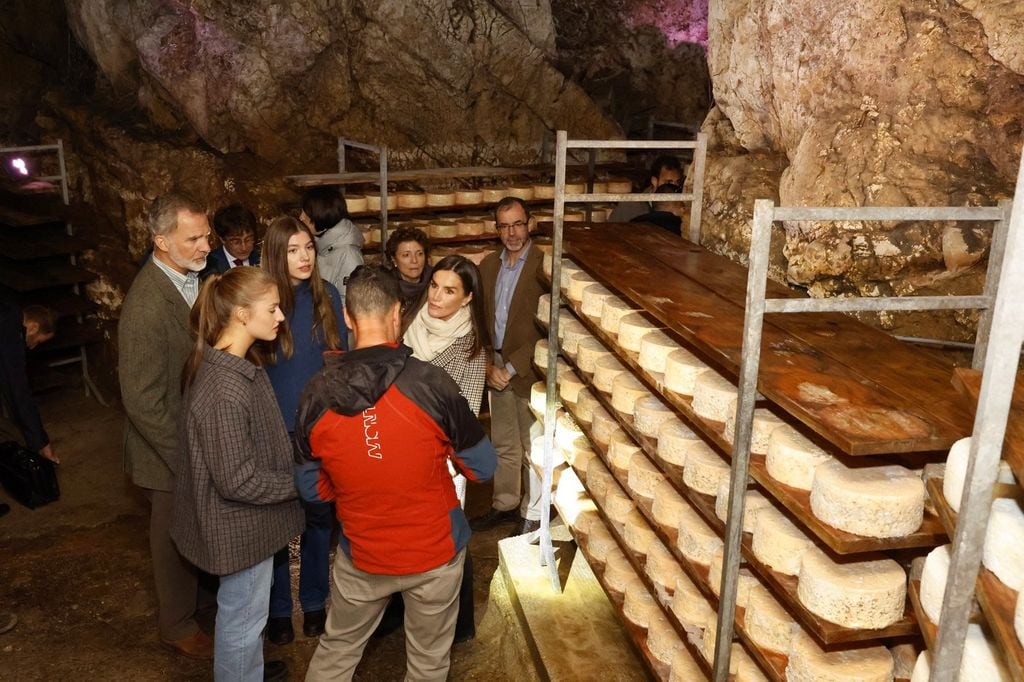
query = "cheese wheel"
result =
(628, 452, 666, 500)
(708, 546, 758, 608)
(587, 523, 617, 563)
(658, 419, 700, 466)
(1015, 593, 1023, 650)
(431, 220, 458, 238)
(567, 271, 596, 304)
(983, 498, 1024, 590)
(634, 395, 674, 437)
(645, 540, 684, 604)
(536, 293, 551, 322)
(664, 347, 710, 396)
(638, 330, 681, 374)
(555, 412, 585, 452)
(692, 372, 739, 422)
(668, 645, 704, 682)
(530, 381, 561, 414)
(652, 479, 687, 530)
(455, 217, 484, 236)
(611, 373, 649, 415)
(723, 399, 786, 454)
(574, 389, 598, 424)
(766, 425, 834, 491)
(600, 297, 639, 335)
(945, 437, 1019, 512)
(682, 443, 730, 496)
(533, 338, 549, 369)
(912, 639, 1011, 682)
(606, 178, 633, 194)
(481, 186, 507, 203)
(364, 192, 398, 211)
(624, 509, 658, 556)
(530, 436, 565, 469)
(560, 323, 591, 359)
(605, 486, 636, 529)
(559, 261, 581, 290)
(676, 504, 723, 565)
(564, 181, 586, 194)
(574, 339, 608, 374)
(714, 479, 770, 534)
(671, 572, 715, 629)
(810, 460, 925, 538)
(571, 507, 600, 537)
(745, 584, 798, 654)
(425, 190, 455, 207)
(735, 647, 770, 682)
(558, 371, 586, 404)
(590, 406, 618, 445)
(700, 624, 717, 663)
(604, 548, 636, 596)
(920, 544, 951, 624)
(647, 612, 684, 667)
(531, 183, 555, 200)
(785, 632, 894, 682)
(617, 313, 660, 352)
(454, 189, 482, 205)
(568, 443, 597, 472)
(581, 285, 614, 318)
(395, 191, 427, 208)
(797, 548, 907, 629)
(751, 506, 813, 576)
(345, 194, 368, 212)
(623, 580, 659, 628)
(609, 431, 641, 473)
(586, 458, 613, 501)
(507, 184, 534, 200)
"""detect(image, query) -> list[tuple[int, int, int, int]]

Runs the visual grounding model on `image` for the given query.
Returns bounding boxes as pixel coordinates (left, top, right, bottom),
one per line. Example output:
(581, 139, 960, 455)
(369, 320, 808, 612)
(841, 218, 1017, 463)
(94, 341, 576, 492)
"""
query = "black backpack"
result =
(0, 441, 60, 509)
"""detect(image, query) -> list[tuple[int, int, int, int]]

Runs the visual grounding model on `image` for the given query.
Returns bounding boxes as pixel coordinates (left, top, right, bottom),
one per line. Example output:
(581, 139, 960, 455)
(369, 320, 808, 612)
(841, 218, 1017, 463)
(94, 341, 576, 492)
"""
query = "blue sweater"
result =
(266, 280, 347, 432)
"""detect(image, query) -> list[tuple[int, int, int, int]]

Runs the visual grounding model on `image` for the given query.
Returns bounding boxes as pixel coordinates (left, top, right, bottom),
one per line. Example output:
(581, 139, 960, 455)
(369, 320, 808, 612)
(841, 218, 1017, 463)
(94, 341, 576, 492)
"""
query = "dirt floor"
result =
(0, 385, 531, 681)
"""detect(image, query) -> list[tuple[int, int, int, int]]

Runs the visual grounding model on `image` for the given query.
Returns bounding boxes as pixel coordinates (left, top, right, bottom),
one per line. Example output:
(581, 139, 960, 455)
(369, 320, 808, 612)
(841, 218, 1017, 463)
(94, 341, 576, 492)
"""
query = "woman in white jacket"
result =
(299, 187, 364, 310)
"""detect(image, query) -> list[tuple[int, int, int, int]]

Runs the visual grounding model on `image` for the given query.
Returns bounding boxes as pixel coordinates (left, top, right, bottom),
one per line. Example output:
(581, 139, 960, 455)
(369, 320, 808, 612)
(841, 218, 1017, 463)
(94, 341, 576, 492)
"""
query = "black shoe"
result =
(469, 508, 519, 531)
(266, 616, 293, 646)
(0, 503, 9, 518)
(512, 519, 541, 537)
(263, 660, 288, 682)
(303, 609, 327, 638)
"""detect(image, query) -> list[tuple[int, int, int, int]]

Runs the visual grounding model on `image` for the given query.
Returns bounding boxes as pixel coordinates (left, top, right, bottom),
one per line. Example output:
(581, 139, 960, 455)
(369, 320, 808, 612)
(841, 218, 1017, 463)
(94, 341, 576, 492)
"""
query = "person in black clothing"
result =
(630, 182, 685, 237)
(201, 204, 261, 277)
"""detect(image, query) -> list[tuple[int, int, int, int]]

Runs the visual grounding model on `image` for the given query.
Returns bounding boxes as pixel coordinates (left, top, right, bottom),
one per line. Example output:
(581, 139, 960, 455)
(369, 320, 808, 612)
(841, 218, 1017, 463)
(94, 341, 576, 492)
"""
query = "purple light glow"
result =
(624, 0, 708, 48)
(11, 158, 28, 176)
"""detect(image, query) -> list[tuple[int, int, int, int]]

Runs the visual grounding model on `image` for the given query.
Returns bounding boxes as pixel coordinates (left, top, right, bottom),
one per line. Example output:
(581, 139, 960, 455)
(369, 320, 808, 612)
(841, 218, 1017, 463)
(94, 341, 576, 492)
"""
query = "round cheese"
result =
(558, 371, 586, 404)
(638, 330, 681, 374)
(628, 452, 666, 500)
(542, 252, 553, 278)
(586, 458, 613, 501)
(574, 388, 598, 424)
(431, 220, 458, 238)
(700, 623, 717, 664)
(671, 572, 715, 629)
(455, 217, 484, 236)
(576, 337, 611, 373)
(647, 612, 684, 668)
(530, 380, 561, 414)
(945, 437, 1019, 512)
(724, 399, 786, 454)
(664, 348, 710, 396)
(529, 436, 565, 469)
(983, 497, 1024, 590)
(559, 261, 581, 290)
(533, 338, 549, 369)
(567, 271, 596, 304)
(589, 180, 608, 194)
(920, 544, 951, 624)
(604, 547, 636, 596)
(785, 632, 894, 682)
(565, 180, 587, 194)
(557, 315, 584, 346)
(652, 479, 687, 531)
(623, 580, 659, 628)
(676, 504, 723, 565)
(565, 208, 585, 222)
(645, 540, 684, 604)
(364, 192, 398, 211)
(682, 443, 730, 496)
(581, 284, 614, 318)
(611, 373, 649, 414)
(560, 322, 591, 359)
(531, 183, 555, 200)
(735, 647, 770, 682)
(797, 547, 907, 629)
(609, 431, 641, 473)
(624, 509, 658, 556)
(617, 313, 659, 352)
(345, 194, 368, 213)
(568, 443, 597, 472)
(744, 584, 798, 654)
(634, 395, 674, 437)
(571, 507, 600, 537)
(810, 460, 925, 538)
(590, 406, 619, 445)
(536, 293, 551, 323)
(555, 412, 585, 451)
(426, 190, 455, 207)
(363, 225, 381, 245)
(657, 419, 700, 466)
(454, 189, 483, 205)
(766, 425, 834, 491)
(668, 645, 706, 682)
(507, 184, 534, 200)
(396, 191, 427, 208)
(587, 523, 617, 563)
(605, 486, 636, 530)
(714, 479, 770, 534)
(1015, 594, 1023, 650)
(751, 506, 813, 576)
(692, 372, 739, 422)
(708, 545, 758, 608)
(600, 297, 639, 335)
(481, 186, 507, 203)
(605, 178, 632, 194)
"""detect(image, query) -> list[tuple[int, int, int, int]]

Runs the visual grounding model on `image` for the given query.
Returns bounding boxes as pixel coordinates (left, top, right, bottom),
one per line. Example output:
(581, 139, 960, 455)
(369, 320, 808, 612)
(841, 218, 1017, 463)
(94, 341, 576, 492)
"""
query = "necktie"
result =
(233, 258, 243, 267)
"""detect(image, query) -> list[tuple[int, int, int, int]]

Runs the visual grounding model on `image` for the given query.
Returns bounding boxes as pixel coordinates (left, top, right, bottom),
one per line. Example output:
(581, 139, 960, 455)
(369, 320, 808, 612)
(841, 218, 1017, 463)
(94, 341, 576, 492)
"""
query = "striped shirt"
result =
(152, 255, 200, 307)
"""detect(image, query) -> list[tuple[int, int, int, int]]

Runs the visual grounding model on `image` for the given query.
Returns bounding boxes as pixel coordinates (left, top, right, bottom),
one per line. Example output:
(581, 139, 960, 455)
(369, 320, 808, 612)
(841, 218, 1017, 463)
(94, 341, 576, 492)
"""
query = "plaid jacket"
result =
(428, 332, 486, 416)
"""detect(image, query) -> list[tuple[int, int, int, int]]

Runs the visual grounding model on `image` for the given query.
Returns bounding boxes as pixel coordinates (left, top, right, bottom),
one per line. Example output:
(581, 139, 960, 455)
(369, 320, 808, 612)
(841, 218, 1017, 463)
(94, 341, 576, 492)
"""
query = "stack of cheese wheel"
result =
(919, 544, 951, 624)
(586, 457, 613, 500)
(647, 611, 685, 673)
(664, 347, 711, 396)
(425, 190, 455, 207)
(345, 194, 368, 213)
(365, 191, 398, 211)
(396, 191, 427, 209)
(603, 548, 636, 596)
(607, 178, 632, 194)
(430, 220, 458, 239)
(611, 373, 649, 415)
(581, 284, 614, 318)
(634, 395, 674, 437)
(677, 503, 723, 565)
(628, 452, 665, 501)
(587, 522, 617, 564)
(600, 297, 639, 335)
(455, 188, 483, 205)
(558, 370, 586, 405)
(605, 486, 636, 532)
(708, 545, 759, 607)
(714, 478, 771, 533)
(692, 372, 741, 422)
(810, 460, 925, 538)
(944, 437, 1018, 512)
(617, 313, 660, 353)
(594, 355, 628, 394)
(645, 539, 684, 604)
(532, 183, 555, 200)
(723, 399, 786, 453)
(576, 337, 611, 373)
(751, 505, 813, 576)
(983, 497, 1024, 590)
(682, 442, 730, 496)
(657, 418, 700, 467)
(567, 271, 597, 304)
(638, 330, 681, 377)
(652, 479, 686, 535)
(766, 425, 834, 490)
(575, 389, 599, 424)
(608, 432, 640, 476)
(910, 627, 1012, 682)
(797, 547, 907, 629)
(590, 405, 619, 445)
(507, 185, 534, 200)
(623, 579, 660, 629)
(623, 509, 659, 557)
(455, 217, 484, 236)
(786, 633, 894, 682)
(481, 186, 507, 203)
(672, 570, 715, 630)
(745, 584, 798, 654)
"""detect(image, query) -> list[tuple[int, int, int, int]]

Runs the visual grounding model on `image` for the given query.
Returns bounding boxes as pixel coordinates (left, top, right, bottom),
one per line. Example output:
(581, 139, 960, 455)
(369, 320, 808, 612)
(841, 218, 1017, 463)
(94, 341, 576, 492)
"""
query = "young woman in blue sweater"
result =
(261, 216, 347, 644)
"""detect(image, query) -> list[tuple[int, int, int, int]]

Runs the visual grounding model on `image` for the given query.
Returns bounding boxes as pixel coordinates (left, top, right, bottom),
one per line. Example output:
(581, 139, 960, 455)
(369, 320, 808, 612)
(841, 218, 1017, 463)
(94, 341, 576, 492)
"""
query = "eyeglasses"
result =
(496, 220, 528, 232)
(224, 235, 256, 247)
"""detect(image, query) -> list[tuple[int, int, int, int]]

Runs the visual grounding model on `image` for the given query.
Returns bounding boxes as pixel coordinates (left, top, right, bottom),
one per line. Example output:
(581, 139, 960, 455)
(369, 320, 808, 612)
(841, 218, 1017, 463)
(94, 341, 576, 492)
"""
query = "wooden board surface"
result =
(560, 222, 968, 454)
(952, 367, 1024, 484)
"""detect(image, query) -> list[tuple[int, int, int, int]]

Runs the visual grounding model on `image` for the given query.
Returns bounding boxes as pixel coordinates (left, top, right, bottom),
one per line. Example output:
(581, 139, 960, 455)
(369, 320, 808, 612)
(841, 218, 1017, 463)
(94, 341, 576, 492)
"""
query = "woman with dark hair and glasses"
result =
(298, 186, 364, 310)
(384, 226, 432, 318)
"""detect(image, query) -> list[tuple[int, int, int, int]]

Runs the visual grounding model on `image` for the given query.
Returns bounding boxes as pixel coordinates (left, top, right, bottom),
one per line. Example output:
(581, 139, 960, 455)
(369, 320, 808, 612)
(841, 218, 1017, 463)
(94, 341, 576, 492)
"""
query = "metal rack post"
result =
(336, 138, 389, 258)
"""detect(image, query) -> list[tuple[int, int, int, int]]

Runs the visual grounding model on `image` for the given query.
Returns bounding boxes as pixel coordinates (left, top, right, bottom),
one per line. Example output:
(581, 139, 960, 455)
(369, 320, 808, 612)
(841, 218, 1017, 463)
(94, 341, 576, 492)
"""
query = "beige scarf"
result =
(404, 303, 472, 361)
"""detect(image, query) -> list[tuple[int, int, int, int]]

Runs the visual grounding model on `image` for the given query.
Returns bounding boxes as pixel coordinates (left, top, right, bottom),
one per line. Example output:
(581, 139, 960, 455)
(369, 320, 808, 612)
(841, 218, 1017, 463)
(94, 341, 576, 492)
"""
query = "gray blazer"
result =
(171, 346, 303, 576)
(118, 259, 193, 492)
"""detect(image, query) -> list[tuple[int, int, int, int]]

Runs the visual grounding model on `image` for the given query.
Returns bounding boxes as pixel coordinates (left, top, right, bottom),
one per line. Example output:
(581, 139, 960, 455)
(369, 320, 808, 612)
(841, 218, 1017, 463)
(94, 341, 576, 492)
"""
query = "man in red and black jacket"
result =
(295, 265, 496, 681)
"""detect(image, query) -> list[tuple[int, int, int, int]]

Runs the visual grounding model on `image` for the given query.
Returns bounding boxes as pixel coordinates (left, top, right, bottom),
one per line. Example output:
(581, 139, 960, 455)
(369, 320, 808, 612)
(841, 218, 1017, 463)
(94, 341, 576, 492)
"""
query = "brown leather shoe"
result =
(161, 629, 214, 659)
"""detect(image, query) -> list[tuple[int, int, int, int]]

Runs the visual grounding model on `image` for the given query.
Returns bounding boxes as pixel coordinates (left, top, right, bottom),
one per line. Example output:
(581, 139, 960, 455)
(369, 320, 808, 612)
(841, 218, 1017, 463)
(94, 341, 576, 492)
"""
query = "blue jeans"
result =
(214, 556, 273, 682)
(269, 500, 334, 617)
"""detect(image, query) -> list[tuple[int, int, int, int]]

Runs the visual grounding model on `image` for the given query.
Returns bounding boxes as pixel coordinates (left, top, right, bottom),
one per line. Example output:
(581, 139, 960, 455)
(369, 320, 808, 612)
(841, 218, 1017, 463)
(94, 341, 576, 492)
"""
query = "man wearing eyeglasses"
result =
(201, 204, 261, 277)
(474, 197, 545, 536)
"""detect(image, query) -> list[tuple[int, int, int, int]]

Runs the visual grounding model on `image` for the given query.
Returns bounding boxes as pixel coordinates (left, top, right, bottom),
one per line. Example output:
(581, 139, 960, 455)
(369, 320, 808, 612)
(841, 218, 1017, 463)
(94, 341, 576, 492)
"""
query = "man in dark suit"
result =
(201, 204, 260, 277)
(475, 197, 546, 535)
(118, 193, 213, 658)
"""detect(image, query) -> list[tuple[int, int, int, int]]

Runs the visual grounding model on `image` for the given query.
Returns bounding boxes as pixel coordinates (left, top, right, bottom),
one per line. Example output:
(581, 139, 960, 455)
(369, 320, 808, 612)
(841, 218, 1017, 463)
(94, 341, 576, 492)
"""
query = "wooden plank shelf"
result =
(0, 258, 97, 292)
(952, 367, 1024, 485)
(347, 197, 556, 220)
(286, 162, 625, 187)
(560, 222, 969, 455)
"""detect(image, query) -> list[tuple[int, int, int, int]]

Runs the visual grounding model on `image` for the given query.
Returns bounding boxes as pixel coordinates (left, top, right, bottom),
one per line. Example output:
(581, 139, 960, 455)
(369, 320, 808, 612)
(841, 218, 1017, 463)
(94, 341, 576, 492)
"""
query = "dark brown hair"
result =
(413, 255, 489, 358)
(345, 265, 401, 318)
(301, 186, 349, 233)
(385, 226, 431, 266)
(260, 216, 342, 358)
(213, 204, 259, 240)
(494, 196, 532, 222)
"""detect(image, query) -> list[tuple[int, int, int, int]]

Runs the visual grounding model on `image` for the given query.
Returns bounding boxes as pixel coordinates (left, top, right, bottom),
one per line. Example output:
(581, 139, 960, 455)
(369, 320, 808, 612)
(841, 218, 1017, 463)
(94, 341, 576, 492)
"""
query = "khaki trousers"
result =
(488, 386, 543, 520)
(143, 488, 200, 641)
(305, 548, 466, 682)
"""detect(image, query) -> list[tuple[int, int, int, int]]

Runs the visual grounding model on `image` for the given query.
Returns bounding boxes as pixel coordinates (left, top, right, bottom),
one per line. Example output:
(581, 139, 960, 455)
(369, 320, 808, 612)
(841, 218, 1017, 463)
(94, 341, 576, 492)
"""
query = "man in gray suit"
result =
(118, 194, 214, 658)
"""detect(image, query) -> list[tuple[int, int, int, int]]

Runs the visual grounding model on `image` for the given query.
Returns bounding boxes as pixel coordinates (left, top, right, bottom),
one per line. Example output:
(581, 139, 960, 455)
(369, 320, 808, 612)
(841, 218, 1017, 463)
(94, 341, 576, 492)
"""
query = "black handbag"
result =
(0, 441, 60, 509)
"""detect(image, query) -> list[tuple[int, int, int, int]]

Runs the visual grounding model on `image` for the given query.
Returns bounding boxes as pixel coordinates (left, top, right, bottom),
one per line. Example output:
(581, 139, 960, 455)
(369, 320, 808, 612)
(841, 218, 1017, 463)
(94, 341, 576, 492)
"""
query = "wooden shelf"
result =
(0, 258, 97, 292)
(952, 367, 1024, 484)
(0, 232, 94, 259)
(286, 162, 625, 188)
(908, 562, 938, 650)
(347, 197, 554, 219)
(559, 223, 971, 455)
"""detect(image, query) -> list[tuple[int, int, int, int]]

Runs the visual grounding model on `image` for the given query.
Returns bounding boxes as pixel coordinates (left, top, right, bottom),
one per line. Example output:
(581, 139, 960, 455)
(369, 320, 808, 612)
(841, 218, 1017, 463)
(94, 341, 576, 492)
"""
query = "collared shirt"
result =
(223, 245, 249, 268)
(153, 255, 200, 307)
(493, 241, 531, 375)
